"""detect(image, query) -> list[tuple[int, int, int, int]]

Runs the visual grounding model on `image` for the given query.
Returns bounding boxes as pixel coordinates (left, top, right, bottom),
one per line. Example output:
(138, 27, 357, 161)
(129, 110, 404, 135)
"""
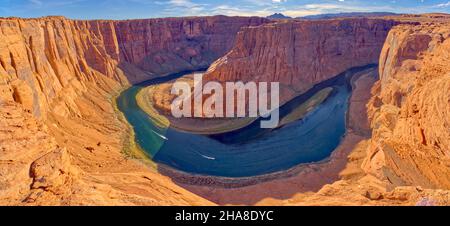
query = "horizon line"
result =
(2, 11, 450, 21)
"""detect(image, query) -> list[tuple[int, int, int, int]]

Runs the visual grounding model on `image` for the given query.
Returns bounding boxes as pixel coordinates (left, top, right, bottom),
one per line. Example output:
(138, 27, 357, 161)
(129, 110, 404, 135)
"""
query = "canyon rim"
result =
(0, 0, 449, 208)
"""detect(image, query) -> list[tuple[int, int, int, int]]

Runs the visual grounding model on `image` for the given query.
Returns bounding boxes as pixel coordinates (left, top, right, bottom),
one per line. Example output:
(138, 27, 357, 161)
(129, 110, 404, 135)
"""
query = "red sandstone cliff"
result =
(0, 16, 267, 205)
(204, 19, 399, 102)
(114, 16, 269, 77)
(0, 16, 268, 119)
(1, 14, 449, 206)
(197, 16, 450, 204)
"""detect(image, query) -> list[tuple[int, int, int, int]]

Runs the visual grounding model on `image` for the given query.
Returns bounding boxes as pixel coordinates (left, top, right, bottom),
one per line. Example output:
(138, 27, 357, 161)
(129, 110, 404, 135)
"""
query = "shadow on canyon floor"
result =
(156, 135, 366, 205)
(148, 67, 377, 205)
(152, 67, 378, 205)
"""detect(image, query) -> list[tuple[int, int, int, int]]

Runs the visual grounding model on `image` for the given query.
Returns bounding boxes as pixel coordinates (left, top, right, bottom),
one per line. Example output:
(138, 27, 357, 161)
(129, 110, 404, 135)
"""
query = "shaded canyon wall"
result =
(0, 16, 269, 119)
(204, 18, 399, 103)
(1, 14, 449, 205)
(0, 15, 268, 205)
(204, 18, 450, 191)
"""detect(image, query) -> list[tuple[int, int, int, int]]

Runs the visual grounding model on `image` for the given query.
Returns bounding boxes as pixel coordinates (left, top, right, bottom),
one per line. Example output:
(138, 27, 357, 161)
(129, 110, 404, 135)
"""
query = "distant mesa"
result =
(299, 12, 398, 19)
(267, 13, 292, 20)
(267, 12, 398, 20)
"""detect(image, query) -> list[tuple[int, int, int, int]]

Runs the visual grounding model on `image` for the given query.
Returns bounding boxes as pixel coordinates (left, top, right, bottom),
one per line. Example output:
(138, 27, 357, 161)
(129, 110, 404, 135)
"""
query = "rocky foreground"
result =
(0, 15, 449, 205)
(0, 15, 267, 205)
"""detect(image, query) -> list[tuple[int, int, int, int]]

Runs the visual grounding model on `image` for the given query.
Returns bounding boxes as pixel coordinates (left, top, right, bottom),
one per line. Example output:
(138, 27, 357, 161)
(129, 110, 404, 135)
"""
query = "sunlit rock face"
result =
(114, 16, 269, 77)
(363, 23, 450, 189)
(0, 16, 269, 118)
(0, 15, 267, 205)
(0, 13, 449, 206)
(203, 18, 399, 103)
(202, 16, 450, 193)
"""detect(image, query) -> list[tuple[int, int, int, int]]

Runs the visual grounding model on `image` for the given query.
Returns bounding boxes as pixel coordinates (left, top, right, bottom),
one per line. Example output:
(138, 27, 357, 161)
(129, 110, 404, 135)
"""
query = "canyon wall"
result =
(0, 16, 268, 119)
(0, 16, 267, 205)
(363, 23, 450, 189)
(199, 16, 450, 203)
(114, 16, 269, 78)
(1, 14, 449, 205)
(204, 18, 399, 103)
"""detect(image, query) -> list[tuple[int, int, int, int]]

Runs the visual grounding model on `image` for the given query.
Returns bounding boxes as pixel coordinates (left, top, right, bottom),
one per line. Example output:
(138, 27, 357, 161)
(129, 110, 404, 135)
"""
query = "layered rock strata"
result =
(363, 22, 450, 189)
(0, 14, 449, 206)
(0, 16, 268, 119)
(204, 19, 399, 103)
(0, 16, 267, 205)
(191, 16, 450, 205)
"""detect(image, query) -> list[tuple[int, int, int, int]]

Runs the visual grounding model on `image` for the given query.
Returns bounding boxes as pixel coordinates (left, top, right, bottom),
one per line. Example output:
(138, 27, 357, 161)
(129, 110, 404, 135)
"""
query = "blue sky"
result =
(1, 0, 449, 19)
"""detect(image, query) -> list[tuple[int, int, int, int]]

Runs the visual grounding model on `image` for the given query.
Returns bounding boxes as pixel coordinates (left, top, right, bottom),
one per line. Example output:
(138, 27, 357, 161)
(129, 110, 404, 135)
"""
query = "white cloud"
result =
(146, 0, 450, 17)
(209, 4, 272, 17)
(29, 0, 43, 5)
(279, 3, 397, 17)
(154, 0, 208, 16)
(27, 0, 88, 8)
(435, 1, 450, 8)
(167, 0, 198, 7)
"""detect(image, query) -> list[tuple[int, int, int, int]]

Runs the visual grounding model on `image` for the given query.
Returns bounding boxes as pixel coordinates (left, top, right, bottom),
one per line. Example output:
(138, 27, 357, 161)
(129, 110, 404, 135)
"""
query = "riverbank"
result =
(278, 87, 333, 128)
(136, 73, 334, 135)
(136, 74, 258, 135)
(157, 67, 378, 205)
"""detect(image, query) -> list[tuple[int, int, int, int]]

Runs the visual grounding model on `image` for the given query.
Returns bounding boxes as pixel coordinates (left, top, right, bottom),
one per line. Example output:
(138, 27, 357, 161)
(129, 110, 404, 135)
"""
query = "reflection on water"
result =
(117, 65, 375, 177)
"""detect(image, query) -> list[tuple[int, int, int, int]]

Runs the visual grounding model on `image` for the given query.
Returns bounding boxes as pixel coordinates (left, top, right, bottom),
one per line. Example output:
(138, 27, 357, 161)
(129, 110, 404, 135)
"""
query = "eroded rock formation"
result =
(363, 22, 450, 189)
(194, 16, 450, 205)
(0, 14, 449, 206)
(204, 18, 399, 103)
(0, 15, 267, 205)
(0, 16, 268, 119)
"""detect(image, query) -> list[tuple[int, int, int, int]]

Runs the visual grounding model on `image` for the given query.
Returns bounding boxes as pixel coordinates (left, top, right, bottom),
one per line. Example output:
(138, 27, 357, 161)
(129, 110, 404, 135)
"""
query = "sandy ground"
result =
(143, 75, 259, 134)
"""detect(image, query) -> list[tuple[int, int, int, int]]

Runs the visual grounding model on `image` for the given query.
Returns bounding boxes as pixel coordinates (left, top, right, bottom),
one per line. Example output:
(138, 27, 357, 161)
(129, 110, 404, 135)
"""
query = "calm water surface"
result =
(117, 65, 375, 177)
